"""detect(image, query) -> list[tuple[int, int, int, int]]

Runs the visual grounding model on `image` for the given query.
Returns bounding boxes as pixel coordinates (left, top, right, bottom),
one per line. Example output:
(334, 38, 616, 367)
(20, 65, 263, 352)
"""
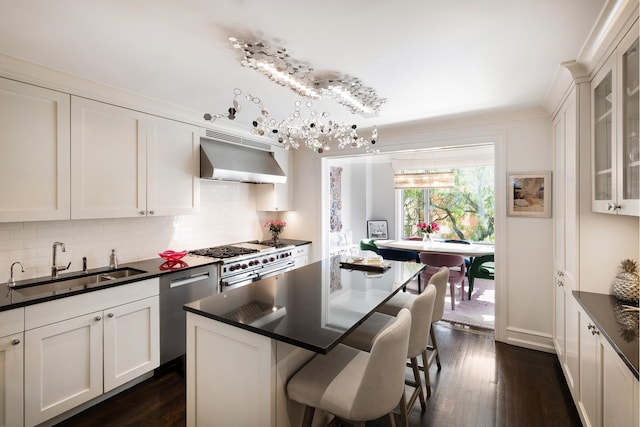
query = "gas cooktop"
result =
(189, 242, 279, 259)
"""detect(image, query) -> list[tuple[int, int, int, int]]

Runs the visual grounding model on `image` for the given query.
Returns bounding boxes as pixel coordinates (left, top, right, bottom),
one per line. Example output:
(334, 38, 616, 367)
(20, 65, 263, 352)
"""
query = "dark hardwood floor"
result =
(55, 323, 581, 427)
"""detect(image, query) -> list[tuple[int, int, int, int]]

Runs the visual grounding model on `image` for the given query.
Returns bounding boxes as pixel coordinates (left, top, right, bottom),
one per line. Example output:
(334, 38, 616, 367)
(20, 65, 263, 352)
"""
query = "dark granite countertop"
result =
(277, 238, 312, 246)
(573, 291, 639, 379)
(184, 256, 425, 354)
(0, 255, 219, 312)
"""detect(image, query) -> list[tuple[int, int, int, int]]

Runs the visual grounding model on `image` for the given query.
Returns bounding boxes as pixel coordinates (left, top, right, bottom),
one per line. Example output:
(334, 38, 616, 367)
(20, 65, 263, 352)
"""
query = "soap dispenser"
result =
(109, 249, 118, 269)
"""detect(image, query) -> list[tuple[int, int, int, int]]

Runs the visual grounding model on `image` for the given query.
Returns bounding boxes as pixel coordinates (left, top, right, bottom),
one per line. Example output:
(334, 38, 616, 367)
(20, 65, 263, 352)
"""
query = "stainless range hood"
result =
(200, 131, 286, 184)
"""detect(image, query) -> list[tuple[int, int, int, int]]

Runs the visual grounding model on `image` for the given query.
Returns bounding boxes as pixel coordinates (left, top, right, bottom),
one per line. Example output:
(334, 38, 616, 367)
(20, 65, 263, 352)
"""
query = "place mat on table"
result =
(339, 260, 392, 272)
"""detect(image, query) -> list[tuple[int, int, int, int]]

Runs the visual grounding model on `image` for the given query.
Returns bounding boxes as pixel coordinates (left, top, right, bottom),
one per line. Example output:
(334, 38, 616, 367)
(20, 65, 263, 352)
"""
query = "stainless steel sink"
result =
(13, 267, 146, 297)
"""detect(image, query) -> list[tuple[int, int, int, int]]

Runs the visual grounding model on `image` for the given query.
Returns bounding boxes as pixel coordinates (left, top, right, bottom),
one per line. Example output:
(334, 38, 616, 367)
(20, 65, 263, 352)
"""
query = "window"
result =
(400, 166, 494, 242)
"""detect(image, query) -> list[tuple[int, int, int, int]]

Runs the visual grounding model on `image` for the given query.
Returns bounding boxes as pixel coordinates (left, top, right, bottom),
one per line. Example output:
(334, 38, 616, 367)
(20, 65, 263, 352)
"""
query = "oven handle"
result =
(221, 271, 259, 288)
(169, 272, 211, 288)
(258, 261, 295, 280)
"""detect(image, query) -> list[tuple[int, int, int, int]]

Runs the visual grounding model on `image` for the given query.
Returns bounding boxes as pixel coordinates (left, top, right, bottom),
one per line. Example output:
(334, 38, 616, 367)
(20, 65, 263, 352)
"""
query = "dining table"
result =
(373, 239, 495, 257)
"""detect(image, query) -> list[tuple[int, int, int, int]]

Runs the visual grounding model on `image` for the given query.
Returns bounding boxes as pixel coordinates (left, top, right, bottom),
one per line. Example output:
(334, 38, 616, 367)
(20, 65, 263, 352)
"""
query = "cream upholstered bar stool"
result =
(382, 267, 449, 393)
(343, 285, 436, 413)
(287, 308, 412, 427)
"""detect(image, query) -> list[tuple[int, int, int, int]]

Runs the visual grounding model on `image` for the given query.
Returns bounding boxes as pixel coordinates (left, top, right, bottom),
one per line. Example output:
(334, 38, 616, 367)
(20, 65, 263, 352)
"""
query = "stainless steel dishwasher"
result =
(159, 263, 219, 366)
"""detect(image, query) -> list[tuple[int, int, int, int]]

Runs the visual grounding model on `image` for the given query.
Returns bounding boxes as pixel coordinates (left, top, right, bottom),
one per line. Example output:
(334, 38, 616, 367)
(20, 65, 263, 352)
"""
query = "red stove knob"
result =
(241, 263, 248, 269)
(235, 264, 241, 270)
(262, 259, 268, 264)
(269, 257, 275, 262)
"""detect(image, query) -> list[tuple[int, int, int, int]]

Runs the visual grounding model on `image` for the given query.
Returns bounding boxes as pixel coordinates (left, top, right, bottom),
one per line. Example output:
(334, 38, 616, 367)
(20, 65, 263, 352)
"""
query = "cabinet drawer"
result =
(294, 244, 310, 258)
(0, 307, 24, 337)
(25, 278, 159, 330)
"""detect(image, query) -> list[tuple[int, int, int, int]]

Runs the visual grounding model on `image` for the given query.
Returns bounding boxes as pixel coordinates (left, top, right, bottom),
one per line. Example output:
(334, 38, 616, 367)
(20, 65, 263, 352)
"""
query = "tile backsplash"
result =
(0, 180, 274, 283)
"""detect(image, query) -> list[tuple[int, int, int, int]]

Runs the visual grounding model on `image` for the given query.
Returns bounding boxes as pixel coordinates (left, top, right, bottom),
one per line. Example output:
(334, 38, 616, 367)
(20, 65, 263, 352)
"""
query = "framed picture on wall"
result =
(507, 171, 552, 217)
(367, 220, 388, 239)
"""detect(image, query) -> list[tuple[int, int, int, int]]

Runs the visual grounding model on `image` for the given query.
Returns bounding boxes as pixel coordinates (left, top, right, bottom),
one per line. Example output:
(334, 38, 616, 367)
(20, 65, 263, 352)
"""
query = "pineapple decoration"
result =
(613, 259, 639, 303)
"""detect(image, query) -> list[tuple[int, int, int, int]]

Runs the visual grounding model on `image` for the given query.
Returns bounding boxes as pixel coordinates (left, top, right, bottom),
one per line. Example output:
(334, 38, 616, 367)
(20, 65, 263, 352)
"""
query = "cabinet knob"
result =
(148, 210, 155, 215)
(558, 271, 564, 277)
(613, 204, 621, 211)
(108, 313, 114, 318)
(587, 324, 594, 330)
(607, 203, 613, 211)
(11, 339, 20, 346)
(557, 280, 564, 287)
(94, 316, 102, 321)
(139, 211, 146, 215)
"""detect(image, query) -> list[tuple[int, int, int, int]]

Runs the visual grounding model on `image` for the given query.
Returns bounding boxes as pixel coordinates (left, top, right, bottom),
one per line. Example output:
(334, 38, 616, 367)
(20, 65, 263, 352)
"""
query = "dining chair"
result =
(343, 285, 436, 411)
(359, 239, 379, 253)
(287, 308, 412, 427)
(377, 248, 419, 262)
(419, 252, 466, 310)
(443, 239, 472, 271)
(467, 254, 495, 299)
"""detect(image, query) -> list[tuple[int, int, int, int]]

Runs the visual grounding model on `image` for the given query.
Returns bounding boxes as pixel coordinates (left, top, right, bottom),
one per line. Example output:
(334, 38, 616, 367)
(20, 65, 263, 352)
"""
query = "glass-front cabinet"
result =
(621, 36, 639, 210)
(591, 23, 639, 216)
(592, 66, 613, 207)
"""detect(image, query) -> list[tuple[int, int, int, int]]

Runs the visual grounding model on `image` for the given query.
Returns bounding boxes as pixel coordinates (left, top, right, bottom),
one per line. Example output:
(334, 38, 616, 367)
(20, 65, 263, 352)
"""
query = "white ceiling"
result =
(0, 0, 606, 130)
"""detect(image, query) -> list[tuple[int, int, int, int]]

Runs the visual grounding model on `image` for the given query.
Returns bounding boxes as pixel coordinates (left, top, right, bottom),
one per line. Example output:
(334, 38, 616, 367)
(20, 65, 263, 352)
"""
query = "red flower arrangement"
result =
(417, 221, 439, 234)
(264, 219, 287, 234)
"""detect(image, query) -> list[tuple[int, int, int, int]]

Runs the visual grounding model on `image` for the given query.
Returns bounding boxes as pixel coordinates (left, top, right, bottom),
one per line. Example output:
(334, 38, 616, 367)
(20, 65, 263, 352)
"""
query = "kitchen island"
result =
(184, 256, 425, 427)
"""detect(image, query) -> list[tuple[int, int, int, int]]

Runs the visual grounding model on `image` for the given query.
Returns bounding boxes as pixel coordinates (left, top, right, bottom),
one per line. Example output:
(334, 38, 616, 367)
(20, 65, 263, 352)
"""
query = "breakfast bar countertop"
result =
(184, 256, 425, 354)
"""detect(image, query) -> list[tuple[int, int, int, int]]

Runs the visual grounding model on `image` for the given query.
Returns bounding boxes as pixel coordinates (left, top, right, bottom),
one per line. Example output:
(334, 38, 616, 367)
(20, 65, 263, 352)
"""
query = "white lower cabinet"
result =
(0, 308, 25, 427)
(24, 280, 159, 427)
(576, 302, 639, 427)
(24, 312, 104, 427)
(104, 296, 159, 392)
(292, 244, 310, 269)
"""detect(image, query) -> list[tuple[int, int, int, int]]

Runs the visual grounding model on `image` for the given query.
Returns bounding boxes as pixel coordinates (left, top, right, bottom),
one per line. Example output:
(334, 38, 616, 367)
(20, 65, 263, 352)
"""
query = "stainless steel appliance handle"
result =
(258, 261, 295, 280)
(221, 271, 259, 288)
(169, 272, 210, 288)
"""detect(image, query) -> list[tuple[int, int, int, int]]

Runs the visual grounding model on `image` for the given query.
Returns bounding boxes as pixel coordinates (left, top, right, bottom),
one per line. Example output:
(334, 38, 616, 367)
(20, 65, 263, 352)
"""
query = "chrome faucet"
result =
(51, 241, 71, 278)
(8, 261, 24, 287)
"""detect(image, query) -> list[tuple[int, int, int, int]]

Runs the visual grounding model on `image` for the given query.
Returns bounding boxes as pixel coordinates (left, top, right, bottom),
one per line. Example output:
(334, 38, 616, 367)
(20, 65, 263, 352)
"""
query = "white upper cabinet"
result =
(71, 97, 199, 219)
(591, 23, 639, 216)
(0, 78, 71, 222)
(71, 96, 147, 219)
(256, 145, 291, 211)
(147, 116, 199, 216)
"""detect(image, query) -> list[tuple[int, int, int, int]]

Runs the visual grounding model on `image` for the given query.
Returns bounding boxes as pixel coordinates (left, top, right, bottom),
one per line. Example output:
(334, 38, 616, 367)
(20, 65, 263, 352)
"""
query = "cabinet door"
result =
(592, 59, 616, 214)
(256, 146, 290, 211)
(24, 312, 103, 427)
(617, 31, 639, 216)
(71, 97, 147, 219)
(564, 295, 579, 398)
(104, 296, 159, 392)
(0, 78, 71, 222)
(0, 333, 24, 427)
(600, 337, 636, 427)
(578, 311, 598, 427)
(147, 117, 199, 216)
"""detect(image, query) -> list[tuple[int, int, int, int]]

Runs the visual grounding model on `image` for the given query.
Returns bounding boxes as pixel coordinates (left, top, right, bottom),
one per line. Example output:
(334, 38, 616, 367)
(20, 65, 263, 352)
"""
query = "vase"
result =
(422, 233, 433, 244)
(271, 231, 281, 245)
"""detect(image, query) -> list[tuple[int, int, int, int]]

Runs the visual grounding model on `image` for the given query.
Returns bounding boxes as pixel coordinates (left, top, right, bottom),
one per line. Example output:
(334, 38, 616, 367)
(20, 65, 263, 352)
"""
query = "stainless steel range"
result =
(190, 242, 295, 292)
